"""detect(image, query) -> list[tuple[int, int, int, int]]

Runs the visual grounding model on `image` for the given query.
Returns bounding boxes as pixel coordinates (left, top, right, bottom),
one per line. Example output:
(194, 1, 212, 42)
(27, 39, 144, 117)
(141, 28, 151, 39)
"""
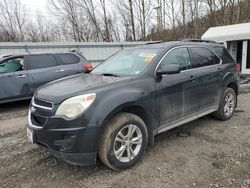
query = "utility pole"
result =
(154, 5, 162, 31)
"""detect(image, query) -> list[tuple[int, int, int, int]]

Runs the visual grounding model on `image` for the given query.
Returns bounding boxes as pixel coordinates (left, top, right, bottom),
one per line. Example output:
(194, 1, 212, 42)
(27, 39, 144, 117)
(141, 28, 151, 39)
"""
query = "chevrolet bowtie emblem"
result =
(30, 106, 36, 113)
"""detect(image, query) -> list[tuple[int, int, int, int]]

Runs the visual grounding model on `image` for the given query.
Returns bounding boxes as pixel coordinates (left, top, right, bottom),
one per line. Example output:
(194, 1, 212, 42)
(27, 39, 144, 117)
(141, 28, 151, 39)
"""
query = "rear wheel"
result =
(98, 112, 148, 170)
(213, 88, 236, 120)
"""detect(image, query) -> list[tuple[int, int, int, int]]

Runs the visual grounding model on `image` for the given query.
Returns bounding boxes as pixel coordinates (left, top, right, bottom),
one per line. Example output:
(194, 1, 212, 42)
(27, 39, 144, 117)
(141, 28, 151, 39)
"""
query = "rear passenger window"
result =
(54, 53, 80, 65)
(160, 47, 191, 71)
(190, 47, 220, 68)
(29, 55, 57, 69)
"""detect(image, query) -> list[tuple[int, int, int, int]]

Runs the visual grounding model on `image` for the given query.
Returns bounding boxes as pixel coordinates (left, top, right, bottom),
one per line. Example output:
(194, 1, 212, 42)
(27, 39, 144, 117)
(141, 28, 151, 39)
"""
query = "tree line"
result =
(0, 0, 249, 42)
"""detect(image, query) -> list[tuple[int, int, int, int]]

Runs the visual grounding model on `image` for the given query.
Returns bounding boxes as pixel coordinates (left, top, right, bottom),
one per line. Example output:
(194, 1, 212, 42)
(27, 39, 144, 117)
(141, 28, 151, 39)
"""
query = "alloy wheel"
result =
(224, 93, 235, 116)
(113, 124, 142, 163)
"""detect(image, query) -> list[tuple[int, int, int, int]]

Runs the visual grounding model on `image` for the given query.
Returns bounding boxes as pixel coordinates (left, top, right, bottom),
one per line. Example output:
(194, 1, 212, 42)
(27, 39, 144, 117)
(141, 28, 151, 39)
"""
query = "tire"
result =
(213, 87, 236, 121)
(98, 112, 148, 171)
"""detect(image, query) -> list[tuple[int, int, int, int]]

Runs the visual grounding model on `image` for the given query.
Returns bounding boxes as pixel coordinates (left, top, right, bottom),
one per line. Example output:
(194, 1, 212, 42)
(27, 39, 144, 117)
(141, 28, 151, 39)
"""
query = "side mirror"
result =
(156, 64, 181, 76)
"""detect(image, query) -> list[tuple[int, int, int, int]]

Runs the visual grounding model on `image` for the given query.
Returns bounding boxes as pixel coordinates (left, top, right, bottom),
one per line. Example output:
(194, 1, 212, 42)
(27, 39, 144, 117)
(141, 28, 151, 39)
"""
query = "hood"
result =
(35, 73, 131, 104)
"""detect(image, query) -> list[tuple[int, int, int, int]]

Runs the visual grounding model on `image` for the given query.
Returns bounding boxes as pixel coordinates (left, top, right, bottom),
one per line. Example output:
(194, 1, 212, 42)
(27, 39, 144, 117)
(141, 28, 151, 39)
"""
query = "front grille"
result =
(34, 98, 53, 109)
(31, 114, 48, 127)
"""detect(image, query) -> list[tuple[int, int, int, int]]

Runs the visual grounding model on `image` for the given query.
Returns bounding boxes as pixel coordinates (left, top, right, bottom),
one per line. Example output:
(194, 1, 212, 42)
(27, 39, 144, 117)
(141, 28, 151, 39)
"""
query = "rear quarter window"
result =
(214, 46, 235, 64)
(54, 53, 80, 65)
(29, 54, 57, 69)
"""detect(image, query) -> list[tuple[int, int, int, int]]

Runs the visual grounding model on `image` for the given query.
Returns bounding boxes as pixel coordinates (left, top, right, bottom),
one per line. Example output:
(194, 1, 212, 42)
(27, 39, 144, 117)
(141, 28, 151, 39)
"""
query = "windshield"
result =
(91, 48, 160, 76)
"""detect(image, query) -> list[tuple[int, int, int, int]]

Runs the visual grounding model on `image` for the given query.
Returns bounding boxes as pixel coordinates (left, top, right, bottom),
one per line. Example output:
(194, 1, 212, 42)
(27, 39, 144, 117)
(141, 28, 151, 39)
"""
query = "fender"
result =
(87, 87, 157, 146)
(222, 71, 239, 93)
(220, 71, 239, 107)
(88, 88, 155, 127)
(222, 72, 236, 87)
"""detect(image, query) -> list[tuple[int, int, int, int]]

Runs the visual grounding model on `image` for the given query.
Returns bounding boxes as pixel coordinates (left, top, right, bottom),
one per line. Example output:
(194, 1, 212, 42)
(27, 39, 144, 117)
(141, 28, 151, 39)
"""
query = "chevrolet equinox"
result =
(27, 40, 239, 170)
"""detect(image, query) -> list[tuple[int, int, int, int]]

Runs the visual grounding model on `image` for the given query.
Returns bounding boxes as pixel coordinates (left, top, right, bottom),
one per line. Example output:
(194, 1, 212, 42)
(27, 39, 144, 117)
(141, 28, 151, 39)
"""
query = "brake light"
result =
(83, 64, 93, 70)
(236, 63, 240, 73)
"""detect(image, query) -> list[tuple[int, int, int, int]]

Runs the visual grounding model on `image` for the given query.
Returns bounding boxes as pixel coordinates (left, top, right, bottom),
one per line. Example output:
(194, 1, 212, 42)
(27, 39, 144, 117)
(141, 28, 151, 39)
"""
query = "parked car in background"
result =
(27, 40, 239, 170)
(0, 52, 92, 103)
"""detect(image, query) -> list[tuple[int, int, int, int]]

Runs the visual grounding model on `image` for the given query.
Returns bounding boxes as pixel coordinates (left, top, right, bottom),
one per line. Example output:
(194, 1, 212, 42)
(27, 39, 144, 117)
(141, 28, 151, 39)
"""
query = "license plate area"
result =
(27, 127, 34, 143)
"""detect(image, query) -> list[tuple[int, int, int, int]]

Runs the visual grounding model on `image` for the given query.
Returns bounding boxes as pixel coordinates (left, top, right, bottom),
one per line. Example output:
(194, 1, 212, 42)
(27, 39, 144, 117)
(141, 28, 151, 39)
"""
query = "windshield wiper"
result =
(101, 73, 120, 77)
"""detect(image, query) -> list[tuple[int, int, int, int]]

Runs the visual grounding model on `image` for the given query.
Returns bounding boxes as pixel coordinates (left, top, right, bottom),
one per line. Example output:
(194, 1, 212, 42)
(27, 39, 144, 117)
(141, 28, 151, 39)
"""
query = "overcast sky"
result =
(22, 0, 48, 15)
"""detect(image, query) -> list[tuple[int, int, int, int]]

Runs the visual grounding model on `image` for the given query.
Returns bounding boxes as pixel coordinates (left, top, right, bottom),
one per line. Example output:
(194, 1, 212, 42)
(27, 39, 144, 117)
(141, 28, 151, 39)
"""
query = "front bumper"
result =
(49, 149, 97, 166)
(27, 109, 99, 166)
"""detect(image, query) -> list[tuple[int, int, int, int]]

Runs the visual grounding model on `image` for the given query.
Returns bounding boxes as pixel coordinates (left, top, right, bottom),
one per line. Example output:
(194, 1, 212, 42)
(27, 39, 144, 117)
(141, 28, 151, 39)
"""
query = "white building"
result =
(202, 23, 250, 74)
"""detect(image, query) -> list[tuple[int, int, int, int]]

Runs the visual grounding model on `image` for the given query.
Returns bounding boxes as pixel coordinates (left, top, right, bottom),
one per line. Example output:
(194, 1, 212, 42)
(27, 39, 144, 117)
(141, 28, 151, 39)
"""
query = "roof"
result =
(136, 40, 223, 50)
(201, 22, 250, 42)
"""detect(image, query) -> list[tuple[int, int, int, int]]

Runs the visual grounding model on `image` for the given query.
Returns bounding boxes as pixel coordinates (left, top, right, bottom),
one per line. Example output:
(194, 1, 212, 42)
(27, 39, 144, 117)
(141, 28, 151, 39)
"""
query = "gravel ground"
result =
(0, 93, 249, 188)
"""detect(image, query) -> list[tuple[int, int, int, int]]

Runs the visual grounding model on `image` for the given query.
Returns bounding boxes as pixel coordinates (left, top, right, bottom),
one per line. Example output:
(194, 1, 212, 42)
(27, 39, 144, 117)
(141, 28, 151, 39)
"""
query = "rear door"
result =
(0, 55, 29, 101)
(186, 46, 221, 114)
(27, 54, 66, 95)
(53, 53, 86, 76)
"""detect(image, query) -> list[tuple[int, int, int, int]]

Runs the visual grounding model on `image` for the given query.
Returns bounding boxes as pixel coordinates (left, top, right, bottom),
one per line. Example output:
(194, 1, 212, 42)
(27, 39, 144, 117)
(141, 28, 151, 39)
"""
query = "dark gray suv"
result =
(0, 52, 91, 103)
(27, 40, 239, 170)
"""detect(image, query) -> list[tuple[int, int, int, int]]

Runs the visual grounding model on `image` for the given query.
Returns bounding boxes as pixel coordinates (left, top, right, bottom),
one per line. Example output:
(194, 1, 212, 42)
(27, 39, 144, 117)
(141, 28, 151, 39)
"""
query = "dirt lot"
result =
(0, 94, 250, 188)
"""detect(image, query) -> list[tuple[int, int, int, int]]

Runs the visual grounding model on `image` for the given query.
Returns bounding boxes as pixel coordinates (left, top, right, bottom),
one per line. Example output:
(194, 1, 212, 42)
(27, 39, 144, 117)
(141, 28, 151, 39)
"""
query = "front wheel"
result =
(213, 88, 236, 120)
(98, 112, 148, 170)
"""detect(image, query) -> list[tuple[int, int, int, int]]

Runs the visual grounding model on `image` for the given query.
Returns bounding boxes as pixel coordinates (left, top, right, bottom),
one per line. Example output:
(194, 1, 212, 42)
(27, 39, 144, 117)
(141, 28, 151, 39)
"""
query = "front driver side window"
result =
(0, 57, 24, 74)
(159, 47, 191, 71)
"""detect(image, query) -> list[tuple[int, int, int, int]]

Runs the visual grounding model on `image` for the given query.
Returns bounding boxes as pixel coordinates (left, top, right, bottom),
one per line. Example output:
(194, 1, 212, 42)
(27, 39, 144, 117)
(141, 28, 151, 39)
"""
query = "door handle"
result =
(56, 69, 64, 73)
(218, 67, 223, 74)
(16, 74, 27, 78)
(189, 75, 195, 81)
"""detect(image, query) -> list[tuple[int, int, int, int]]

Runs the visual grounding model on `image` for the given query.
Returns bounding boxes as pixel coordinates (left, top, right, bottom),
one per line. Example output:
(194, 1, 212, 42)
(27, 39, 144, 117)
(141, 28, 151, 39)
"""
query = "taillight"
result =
(83, 64, 93, 70)
(236, 63, 240, 73)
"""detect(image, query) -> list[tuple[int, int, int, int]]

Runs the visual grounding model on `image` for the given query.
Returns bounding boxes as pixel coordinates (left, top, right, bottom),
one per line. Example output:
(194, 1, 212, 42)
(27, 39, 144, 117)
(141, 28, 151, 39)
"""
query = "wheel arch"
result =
(226, 81, 239, 96)
(97, 102, 154, 150)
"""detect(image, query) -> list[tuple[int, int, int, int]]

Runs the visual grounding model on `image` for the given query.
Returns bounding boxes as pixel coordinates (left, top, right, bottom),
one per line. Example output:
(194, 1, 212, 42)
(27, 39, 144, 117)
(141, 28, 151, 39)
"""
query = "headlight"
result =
(55, 93, 96, 118)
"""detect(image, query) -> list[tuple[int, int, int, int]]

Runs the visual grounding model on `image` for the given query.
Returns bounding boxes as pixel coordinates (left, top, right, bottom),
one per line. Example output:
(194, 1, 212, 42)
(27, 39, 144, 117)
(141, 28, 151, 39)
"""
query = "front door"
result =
(155, 47, 192, 127)
(0, 56, 28, 101)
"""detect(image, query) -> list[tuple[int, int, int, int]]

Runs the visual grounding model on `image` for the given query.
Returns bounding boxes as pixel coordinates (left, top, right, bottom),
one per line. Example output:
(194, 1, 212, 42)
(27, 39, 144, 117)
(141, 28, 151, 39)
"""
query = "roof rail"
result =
(144, 41, 162, 45)
(182, 39, 217, 44)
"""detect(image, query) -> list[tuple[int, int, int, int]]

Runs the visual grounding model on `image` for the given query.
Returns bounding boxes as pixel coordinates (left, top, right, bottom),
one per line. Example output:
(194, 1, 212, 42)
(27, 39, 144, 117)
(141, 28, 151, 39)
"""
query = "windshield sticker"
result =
(144, 56, 154, 63)
(139, 53, 156, 57)
(139, 53, 156, 63)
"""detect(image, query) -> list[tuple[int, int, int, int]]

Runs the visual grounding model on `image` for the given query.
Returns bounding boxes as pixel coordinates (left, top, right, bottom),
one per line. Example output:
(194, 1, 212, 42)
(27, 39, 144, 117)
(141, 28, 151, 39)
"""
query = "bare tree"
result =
(99, 0, 111, 41)
(0, 0, 249, 42)
(133, 0, 154, 39)
(48, 0, 89, 41)
(13, 0, 26, 40)
(204, 0, 216, 26)
(163, 0, 181, 29)
(113, 0, 134, 41)
(0, 0, 26, 41)
(128, 0, 136, 40)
